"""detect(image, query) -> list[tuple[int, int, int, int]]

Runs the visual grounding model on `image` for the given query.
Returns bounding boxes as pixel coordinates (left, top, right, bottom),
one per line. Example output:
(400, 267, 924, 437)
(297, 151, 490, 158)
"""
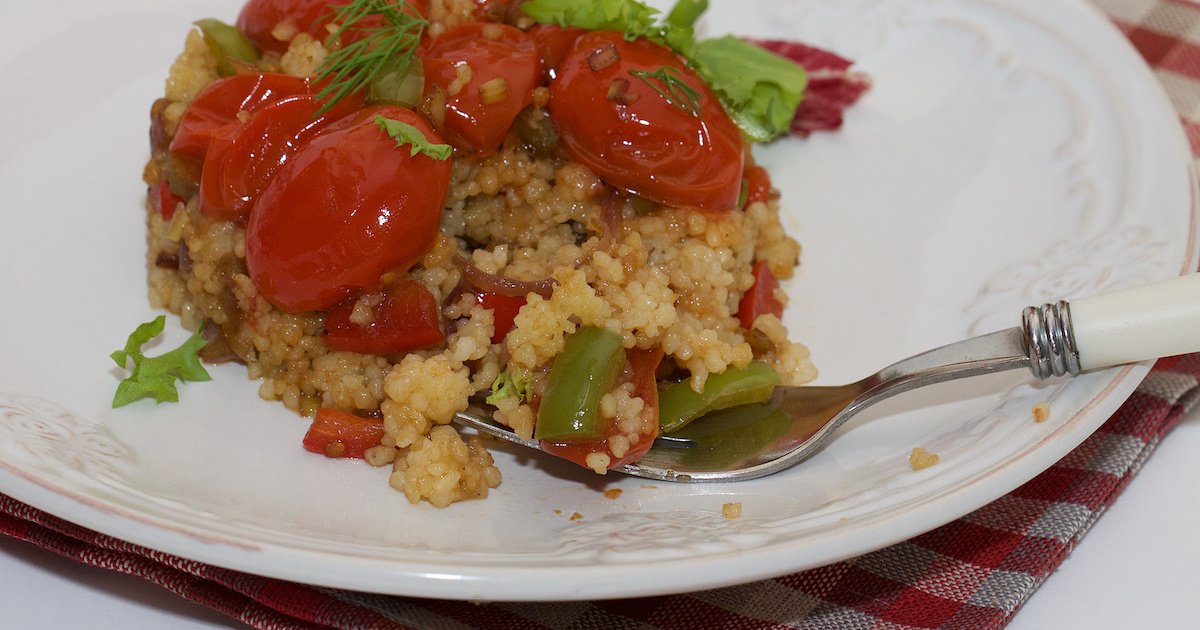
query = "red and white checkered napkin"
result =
(4, 1, 1200, 628)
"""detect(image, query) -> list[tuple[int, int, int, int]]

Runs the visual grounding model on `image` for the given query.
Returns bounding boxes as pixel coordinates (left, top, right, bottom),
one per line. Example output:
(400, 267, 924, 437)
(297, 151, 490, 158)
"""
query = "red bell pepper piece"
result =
(737, 261, 784, 329)
(475, 292, 526, 343)
(154, 181, 182, 220)
(302, 408, 385, 459)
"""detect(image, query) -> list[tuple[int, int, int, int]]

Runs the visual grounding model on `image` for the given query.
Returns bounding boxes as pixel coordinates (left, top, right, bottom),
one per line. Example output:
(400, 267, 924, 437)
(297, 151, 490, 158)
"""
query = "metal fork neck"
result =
(1022, 300, 1081, 379)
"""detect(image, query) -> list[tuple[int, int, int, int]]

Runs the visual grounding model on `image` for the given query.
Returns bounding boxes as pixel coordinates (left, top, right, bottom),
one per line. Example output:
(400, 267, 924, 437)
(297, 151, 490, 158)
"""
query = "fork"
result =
(454, 273, 1200, 481)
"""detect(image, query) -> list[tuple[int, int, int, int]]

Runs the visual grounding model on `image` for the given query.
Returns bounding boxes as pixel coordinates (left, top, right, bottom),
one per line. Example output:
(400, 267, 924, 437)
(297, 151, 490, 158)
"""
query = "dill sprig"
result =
(629, 66, 703, 117)
(314, 0, 427, 113)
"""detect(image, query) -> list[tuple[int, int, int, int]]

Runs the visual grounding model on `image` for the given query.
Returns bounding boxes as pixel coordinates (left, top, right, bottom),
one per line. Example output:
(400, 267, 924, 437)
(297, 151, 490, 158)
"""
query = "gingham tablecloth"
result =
(4, 1, 1200, 628)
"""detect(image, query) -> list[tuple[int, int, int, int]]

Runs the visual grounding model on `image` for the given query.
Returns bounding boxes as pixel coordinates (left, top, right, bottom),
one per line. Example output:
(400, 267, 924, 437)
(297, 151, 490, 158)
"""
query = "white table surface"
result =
(2, 406, 1197, 629)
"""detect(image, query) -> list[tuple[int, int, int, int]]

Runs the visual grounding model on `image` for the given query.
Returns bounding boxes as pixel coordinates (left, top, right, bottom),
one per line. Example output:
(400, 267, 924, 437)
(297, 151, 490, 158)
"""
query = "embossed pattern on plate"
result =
(0, 0, 1195, 600)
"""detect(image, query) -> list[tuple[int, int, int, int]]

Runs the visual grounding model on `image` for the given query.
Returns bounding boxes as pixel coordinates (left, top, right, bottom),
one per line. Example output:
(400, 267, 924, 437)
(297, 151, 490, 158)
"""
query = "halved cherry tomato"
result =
(529, 24, 586, 80)
(302, 407, 385, 459)
(246, 105, 452, 313)
(548, 31, 745, 211)
(540, 348, 664, 470)
(237, 0, 429, 55)
(737, 261, 784, 329)
(323, 279, 445, 354)
(421, 23, 538, 154)
(198, 92, 362, 223)
(169, 73, 310, 165)
(743, 164, 774, 207)
(475, 292, 525, 343)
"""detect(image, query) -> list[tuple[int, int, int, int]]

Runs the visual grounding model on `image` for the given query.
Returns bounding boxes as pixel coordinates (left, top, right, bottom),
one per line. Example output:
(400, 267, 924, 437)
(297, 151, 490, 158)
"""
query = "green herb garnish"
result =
(314, 0, 427, 113)
(486, 369, 532, 406)
(375, 116, 453, 159)
(111, 316, 211, 408)
(629, 66, 703, 117)
(521, 0, 808, 141)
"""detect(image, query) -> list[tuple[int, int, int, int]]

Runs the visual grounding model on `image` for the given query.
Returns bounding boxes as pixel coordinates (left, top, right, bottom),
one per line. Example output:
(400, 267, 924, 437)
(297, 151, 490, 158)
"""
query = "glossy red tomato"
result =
(540, 348, 663, 470)
(421, 23, 538, 154)
(549, 31, 745, 210)
(743, 164, 774, 207)
(198, 92, 362, 223)
(169, 73, 309, 165)
(737, 261, 784, 329)
(529, 24, 585, 80)
(237, 0, 429, 55)
(323, 279, 445, 354)
(246, 105, 452, 313)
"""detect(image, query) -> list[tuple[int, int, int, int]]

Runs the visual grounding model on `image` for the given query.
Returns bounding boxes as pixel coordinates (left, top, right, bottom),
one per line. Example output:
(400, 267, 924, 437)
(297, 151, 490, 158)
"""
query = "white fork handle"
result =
(1071, 273, 1200, 370)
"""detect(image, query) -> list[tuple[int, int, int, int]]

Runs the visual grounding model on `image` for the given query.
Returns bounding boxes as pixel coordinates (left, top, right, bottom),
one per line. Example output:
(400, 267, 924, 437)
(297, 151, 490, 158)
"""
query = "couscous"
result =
(132, 0, 867, 506)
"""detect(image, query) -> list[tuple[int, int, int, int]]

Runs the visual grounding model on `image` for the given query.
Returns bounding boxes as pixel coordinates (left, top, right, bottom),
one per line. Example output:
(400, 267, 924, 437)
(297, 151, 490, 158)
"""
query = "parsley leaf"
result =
(692, 36, 808, 142)
(375, 116, 454, 160)
(111, 316, 211, 408)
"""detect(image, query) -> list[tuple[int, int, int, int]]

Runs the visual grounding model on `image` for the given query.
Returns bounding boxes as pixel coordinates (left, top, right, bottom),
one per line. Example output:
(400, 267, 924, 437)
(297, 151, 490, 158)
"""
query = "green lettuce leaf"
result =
(692, 36, 808, 142)
(486, 369, 532, 406)
(111, 316, 211, 408)
(521, 0, 663, 39)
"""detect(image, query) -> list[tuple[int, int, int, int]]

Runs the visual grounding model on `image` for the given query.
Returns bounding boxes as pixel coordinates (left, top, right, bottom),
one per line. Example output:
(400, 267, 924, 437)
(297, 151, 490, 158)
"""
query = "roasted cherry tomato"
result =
(743, 164, 774, 207)
(323, 279, 445, 354)
(302, 407, 385, 459)
(540, 348, 664, 470)
(475, 292, 525, 343)
(237, 0, 429, 55)
(246, 105, 452, 313)
(198, 92, 362, 223)
(529, 24, 585, 80)
(549, 31, 745, 210)
(737, 261, 784, 329)
(421, 23, 538, 154)
(169, 73, 310, 165)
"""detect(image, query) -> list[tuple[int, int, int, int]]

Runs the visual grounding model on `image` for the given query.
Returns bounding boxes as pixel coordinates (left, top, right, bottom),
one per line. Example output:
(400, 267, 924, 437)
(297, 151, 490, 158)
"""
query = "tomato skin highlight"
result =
(421, 23, 539, 154)
(323, 280, 445, 355)
(548, 31, 745, 211)
(737, 261, 784, 329)
(198, 93, 362, 223)
(302, 407, 385, 459)
(245, 105, 452, 313)
(169, 73, 310, 166)
(539, 348, 663, 470)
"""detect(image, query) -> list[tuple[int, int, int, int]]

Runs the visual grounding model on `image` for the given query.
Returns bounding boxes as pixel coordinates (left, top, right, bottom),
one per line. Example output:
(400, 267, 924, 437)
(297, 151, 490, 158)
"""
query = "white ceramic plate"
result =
(0, 0, 1195, 602)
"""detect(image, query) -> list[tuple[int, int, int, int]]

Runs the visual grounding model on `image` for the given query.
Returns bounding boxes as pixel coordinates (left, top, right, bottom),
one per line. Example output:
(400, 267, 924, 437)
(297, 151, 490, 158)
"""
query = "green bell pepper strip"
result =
(658, 361, 779, 434)
(194, 18, 260, 77)
(534, 326, 626, 442)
